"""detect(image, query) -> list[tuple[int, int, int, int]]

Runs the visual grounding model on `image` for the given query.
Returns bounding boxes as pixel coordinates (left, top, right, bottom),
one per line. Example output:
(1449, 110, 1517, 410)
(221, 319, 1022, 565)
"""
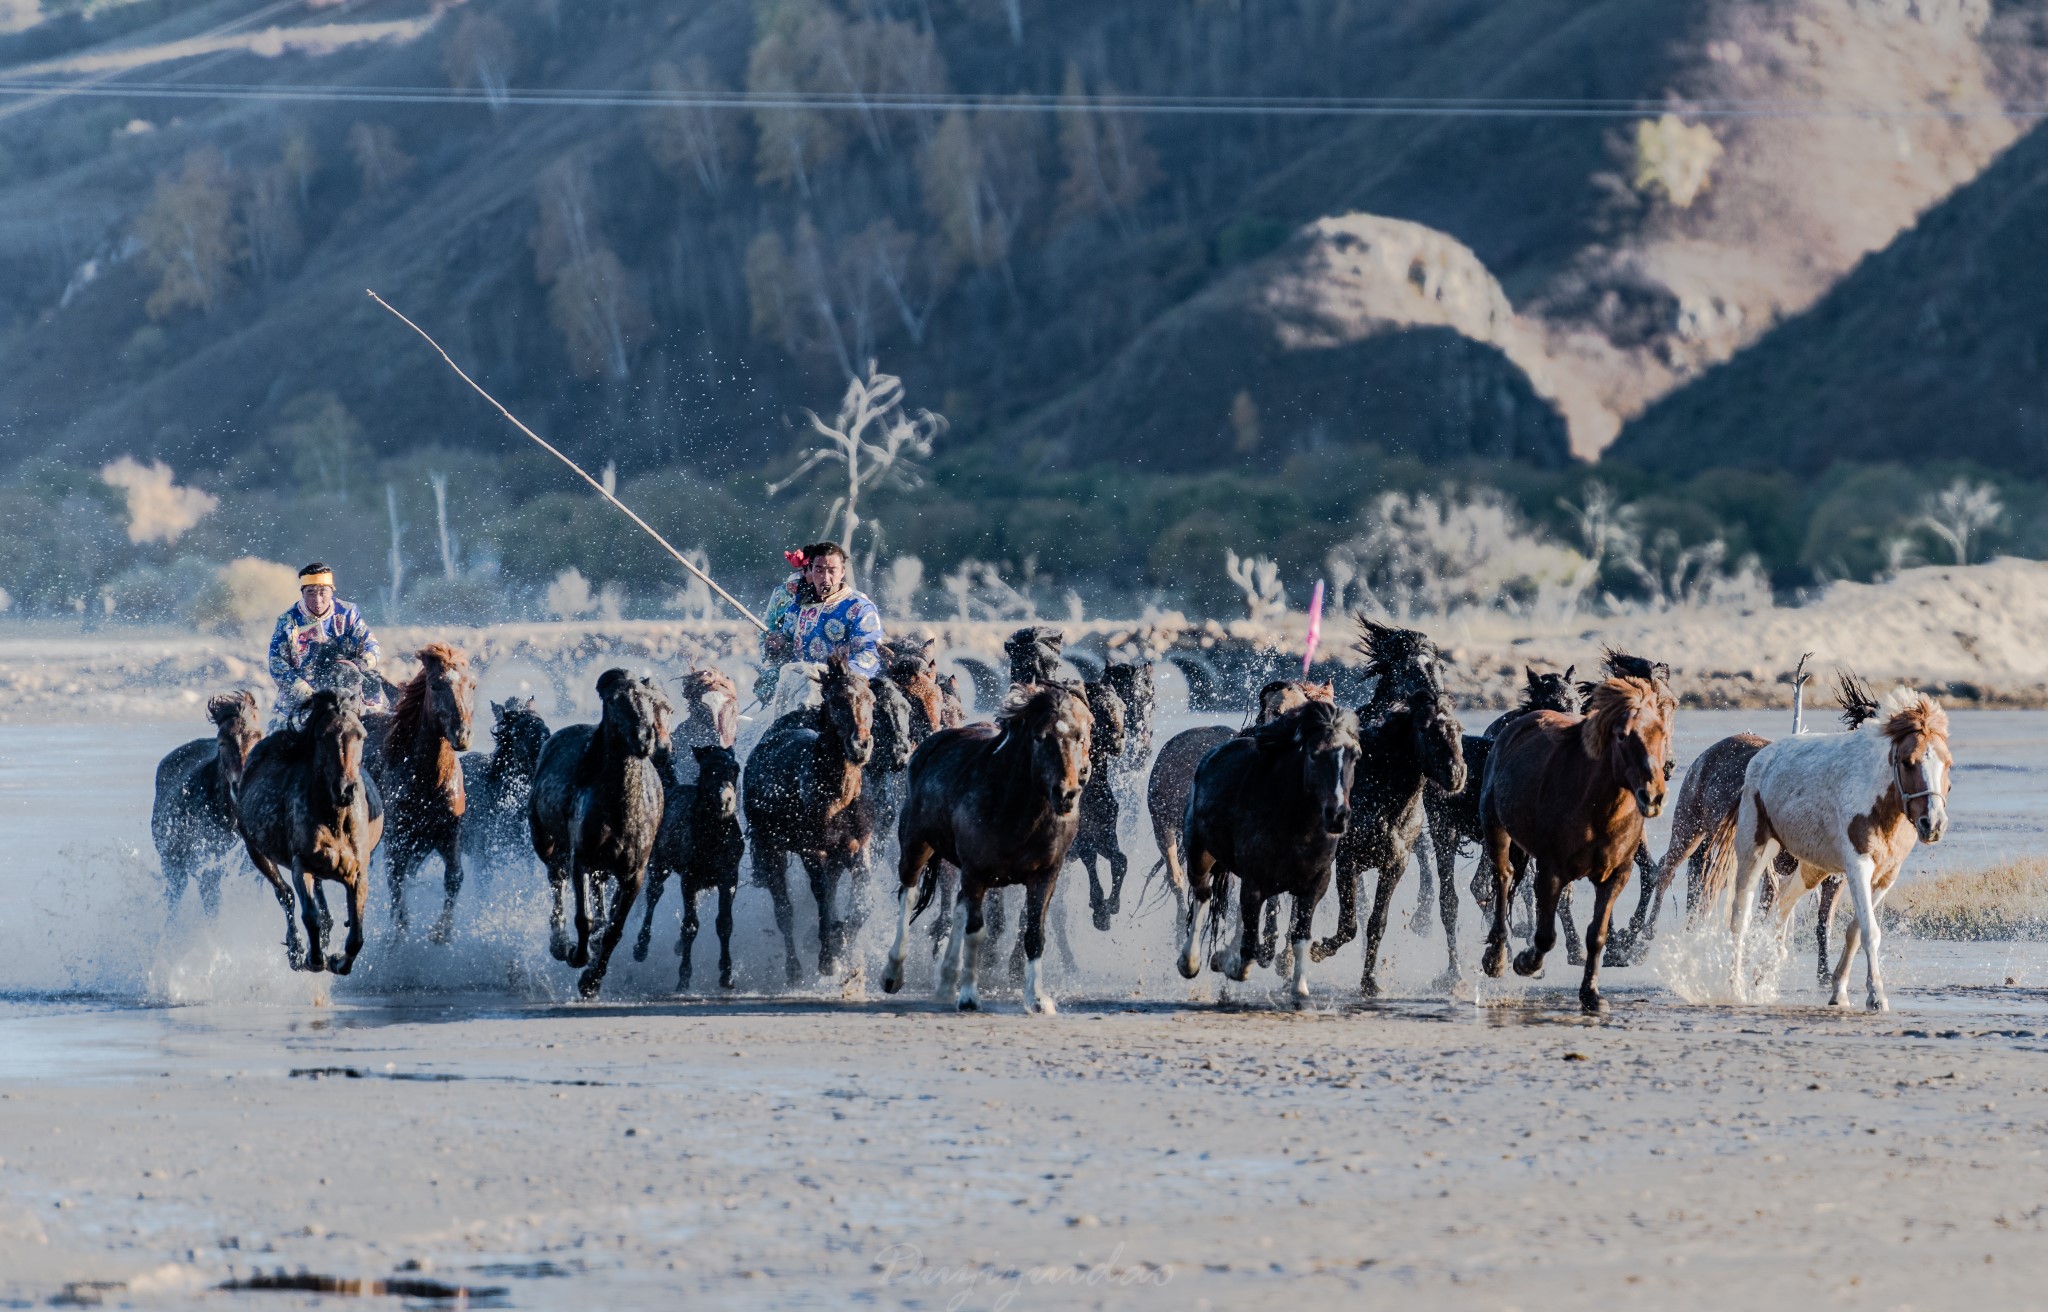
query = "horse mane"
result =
(1004, 625, 1066, 685)
(1837, 670, 1881, 730)
(1577, 677, 1666, 758)
(1516, 667, 1575, 714)
(1354, 615, 1436, 678)
(1247, 698, 1358, 754)
(1878, 685, 1949, 748)
(207, 690, 255, 728)
(387, 644, 468, 757)
(996, 682, 1078, 739)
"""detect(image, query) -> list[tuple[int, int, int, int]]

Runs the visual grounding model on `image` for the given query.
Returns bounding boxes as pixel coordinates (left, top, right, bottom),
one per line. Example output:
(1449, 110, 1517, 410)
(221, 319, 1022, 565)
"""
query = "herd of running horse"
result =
(147, 618, 1953, 1013)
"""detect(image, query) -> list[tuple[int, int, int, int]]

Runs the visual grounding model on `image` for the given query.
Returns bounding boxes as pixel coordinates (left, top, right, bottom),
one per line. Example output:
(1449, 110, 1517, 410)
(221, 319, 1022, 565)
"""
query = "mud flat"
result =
(3, 971, 2048, 1311)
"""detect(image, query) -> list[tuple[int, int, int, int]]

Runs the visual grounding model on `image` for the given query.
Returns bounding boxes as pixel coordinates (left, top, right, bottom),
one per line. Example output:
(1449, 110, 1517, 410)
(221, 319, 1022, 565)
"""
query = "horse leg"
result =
(1212, 880, 1257, 984)
(1560, 883, 1583, 966)
(936, 877, 969, 1001)
(634, 860, 669, 963)
(804, 853, 839, 978)
(163, 849, 191, 915)
(1309, 855, 1359, 963)
(1605, 840, 1659, 966)
(1479, 823, 1518, 979)
(1105, 843, 1130, 921)
(198, 856, 225, 919)
(1256, 896, 1280, 969)
(1727, 800, 1777, 1001)
(1841, 856, 1886, 1012)
(546, 852, 574, 963)
(1177, 846, 1217, 979)
(579, 866, 644, 999)
(429, 832, 464, 946)
(1081, 847, 1111, 933)
(1578, 873, 1625, 1013)
(675, 884, 699, 991)
(245, 844, 306, 970)
(1359, 863, 1403, 997)
(294, 860, 326, 974)
(1022, 878, 1059, 1015)
(1410, 815, 1437, 938)
(957, 887, 989, 1012)
(1049, 879, 1080, 975)
(1815, 874, 1841, 989)
(760, 846, 802, 987)
(332, 871, 367, 975)
(1287, 890, 1317, 1007)
(883, 841, 933, 995)
(1828, 897, 1864, 1008)
(386, 840, 416, 938)
(987, 886, 1014, 986)
(715, 882, 737, 991)
(568, 855, 597, 970)
(1511, 867, 1535, 940)
(1433, 844, 1463, 991)
(1513, 867, 1561, 979)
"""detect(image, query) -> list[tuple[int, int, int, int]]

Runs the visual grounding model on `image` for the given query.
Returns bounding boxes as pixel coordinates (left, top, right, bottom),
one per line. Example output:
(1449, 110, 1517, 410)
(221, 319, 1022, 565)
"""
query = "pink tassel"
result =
(1302, 579, 1325, 676)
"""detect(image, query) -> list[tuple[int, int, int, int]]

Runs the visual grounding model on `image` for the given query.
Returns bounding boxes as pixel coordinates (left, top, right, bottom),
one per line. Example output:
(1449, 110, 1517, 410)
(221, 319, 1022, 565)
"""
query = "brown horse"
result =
(152, 690, 263, 915)
(236, 690, 384, 973)
(881, 683, 1093, 1013)
(369, 644, 476, 943)
(1478, 675, 1675, 1012)
(742, 655, 877, 985)
(883, 637, 948, 743)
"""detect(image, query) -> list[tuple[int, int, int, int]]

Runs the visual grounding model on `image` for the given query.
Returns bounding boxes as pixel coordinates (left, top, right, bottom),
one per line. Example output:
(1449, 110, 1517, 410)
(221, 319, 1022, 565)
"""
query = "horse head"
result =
(1522, 665, 1578, 715)
(1357, 619, 1465, 793)
(1581, 676, 1675, 818)
(1106, 659, 1154, 756)
(305, 691, 367, 812)
(492, 697, 551, 773)
(886, 652, 945, 742)
(868, 674, 915, 773)
(596, 668, 671, 759)
(1880, 688, 1951, 843)
(1083, 679, 1128, 762)
(207, 689, 263, 777)
(692, 744, 742, 821)
(1257, 679, 1334, 725)
(935, 673, 969, 728)
(1000, 683, 1092, 818)
(681, 667, 741, 749)
(819, 656, 875, 767)
(409, 643, 475, 753)
(1003, 625, 1065, 687)
(1282, 700, 1360, 834)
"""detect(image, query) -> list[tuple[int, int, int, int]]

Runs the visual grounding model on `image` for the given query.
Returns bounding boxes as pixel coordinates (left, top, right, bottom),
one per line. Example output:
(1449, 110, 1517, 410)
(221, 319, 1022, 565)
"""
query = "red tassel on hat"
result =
(782, 549, 808, 570)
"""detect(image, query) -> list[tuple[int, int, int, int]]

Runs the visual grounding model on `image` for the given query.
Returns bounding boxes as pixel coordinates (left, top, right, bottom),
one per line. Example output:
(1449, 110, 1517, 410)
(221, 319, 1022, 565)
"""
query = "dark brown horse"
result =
(459, 697, 551, 877)
(882, 683, 1093, 1013)
(528, 668, 671, 998)
(1067, 678, 1130, 931)
(1144, 679, 1334, 917)
(883, 637, 948, 743)
(1479, 674, 1676, 1011)
(633, 744, 746, 989)
(1310, 622, 1466, 995)
(935, 671, 969, 728)
(743, 655, 876, 985)
(1004, 625, 1066, 687)
(236, 690, 384, 973)
(368, 644, 476, 943)
(1177, 700, 1360, 1007)
(152, 690, 263, 915)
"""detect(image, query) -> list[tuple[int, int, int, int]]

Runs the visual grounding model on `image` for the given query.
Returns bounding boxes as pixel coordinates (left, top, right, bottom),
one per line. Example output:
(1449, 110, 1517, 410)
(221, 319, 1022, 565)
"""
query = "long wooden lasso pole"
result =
(367, 290, 768, 633)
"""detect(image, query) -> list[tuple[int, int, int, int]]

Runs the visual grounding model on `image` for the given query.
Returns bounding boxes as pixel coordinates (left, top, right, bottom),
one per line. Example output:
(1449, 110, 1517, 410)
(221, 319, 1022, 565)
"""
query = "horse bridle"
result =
(1892, 752, 1941, 806)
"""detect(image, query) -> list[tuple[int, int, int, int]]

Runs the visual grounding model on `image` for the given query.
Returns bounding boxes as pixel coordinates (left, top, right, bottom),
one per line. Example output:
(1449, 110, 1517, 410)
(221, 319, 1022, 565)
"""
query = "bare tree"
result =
(135, 147, 240, 319)
(347, 122, 413, 198)
(645, 58, 744, 196)
(444, 13, 516, 110)
(429, 471, 458, 580)
(385, 483, 406, 616)
(533, 159, 649, 380)
(1223, 549, 1287, 622)
(242, 163, 302, 282)
(1916, 479, 2002, 565)
(768, 361, 947, 571)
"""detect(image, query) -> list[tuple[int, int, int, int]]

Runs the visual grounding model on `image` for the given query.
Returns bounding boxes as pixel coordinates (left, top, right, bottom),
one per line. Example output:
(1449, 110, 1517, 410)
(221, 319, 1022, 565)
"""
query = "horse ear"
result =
(1564, 664, 1575, 683)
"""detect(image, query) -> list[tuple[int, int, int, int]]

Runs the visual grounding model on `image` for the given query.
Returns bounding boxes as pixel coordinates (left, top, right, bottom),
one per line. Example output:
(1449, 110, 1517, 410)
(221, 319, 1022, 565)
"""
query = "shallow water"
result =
(0, 709, 2040, 1024)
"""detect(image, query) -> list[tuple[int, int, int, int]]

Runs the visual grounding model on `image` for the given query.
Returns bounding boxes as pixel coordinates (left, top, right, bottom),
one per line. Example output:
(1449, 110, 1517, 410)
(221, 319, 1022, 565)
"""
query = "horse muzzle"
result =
(1918, 807, 1947, 843)
(1055, 787, 1081, 816)
(1323, 805, 1350, 835)
(1635, 787, 1663, 819)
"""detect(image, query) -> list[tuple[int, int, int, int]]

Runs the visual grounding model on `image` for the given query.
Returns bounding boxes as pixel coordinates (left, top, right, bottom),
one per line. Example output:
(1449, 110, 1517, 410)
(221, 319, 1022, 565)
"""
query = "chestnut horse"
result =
(369, 644, 476, 943)
(743, 655, 877, 985)
(881, 683, 1093, 1014)
(1724, 686, 1951, 1011)
(236, 690, 384, 973)
(152, 690, 263, 915)
(528, 669, 671, 998)
(1479, 675, 1675, 1012)
(1177, 700, 1360, 1007)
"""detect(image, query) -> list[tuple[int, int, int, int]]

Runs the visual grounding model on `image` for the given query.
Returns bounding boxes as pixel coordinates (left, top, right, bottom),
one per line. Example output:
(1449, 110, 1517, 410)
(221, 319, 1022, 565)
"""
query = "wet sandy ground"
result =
(4, 968, 2048, 1310)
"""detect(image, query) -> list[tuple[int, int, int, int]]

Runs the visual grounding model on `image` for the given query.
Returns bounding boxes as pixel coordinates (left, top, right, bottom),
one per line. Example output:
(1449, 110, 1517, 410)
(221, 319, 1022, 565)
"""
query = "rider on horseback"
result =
(753, 542, 885, 704)
(267, 562, 384, 726)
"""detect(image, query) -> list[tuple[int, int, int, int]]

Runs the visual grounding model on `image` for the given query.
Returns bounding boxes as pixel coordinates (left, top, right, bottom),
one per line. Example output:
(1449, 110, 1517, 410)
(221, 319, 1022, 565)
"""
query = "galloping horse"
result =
(152, 690, 263, 915)
(634, 744, 746, 990)
(1310, 621, 1466, 995)
(1479, 674, 1676, 1012)
(1177, 700, 1359, 1007)
(743, 656, 877, 985)
(529, 669, 671, 998)
(882, 683, 1093, 1014)
(236, 690, 384, 973)
(459, 697, 551, 878)
(1724, 686, 1951, 1011)
(1067, 678, 1130, 932)
(369, 643, 476, 943)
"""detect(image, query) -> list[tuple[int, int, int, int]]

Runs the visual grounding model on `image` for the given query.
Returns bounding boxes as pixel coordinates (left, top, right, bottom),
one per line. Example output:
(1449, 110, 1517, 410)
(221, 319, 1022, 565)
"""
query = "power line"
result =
(0, 76, 2044, 120)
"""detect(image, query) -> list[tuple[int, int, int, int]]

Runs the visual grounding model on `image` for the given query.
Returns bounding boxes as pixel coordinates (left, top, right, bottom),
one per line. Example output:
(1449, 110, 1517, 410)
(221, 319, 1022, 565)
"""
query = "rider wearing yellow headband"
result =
(267, 561, 383, 723)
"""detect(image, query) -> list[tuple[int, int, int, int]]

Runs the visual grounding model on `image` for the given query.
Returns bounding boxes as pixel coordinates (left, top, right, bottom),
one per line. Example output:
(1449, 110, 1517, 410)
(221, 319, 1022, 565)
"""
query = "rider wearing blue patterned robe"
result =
(756, 542, 883, 700)
(267, 561, 384, 722)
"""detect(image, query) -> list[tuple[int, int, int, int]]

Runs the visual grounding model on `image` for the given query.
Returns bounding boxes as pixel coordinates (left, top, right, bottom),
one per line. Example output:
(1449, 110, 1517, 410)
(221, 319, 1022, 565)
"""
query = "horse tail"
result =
(910, 855, 943, 923)
(1692, 800, 1744, 926)
(1133, 853, 1168, 915)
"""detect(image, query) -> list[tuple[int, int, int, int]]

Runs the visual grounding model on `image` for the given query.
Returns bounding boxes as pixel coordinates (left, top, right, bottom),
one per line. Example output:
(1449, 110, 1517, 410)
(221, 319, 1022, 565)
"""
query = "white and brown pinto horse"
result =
(1726, 687, 1951, 1011)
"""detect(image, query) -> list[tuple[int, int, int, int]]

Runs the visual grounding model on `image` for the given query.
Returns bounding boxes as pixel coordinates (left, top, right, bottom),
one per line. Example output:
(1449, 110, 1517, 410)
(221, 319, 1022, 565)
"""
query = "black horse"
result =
(743, 656, 877, 985)
(528, 669, 671, 998)
(1177, 700, 1360, 1008)
(1005, 625, 1066, 686)
(633, 744, 746, 990)
(1309, 619, 1467, 995)
(235, 690, 384, 973)
(882, 683, 1094, 1013)
(1067, 678, 1131, 931)
(152, 690, 263, 915)
(459, 697, 551, 878)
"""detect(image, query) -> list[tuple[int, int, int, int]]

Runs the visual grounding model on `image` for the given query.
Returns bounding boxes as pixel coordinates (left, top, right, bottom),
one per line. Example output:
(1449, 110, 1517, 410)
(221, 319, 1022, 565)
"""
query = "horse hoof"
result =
(577, 973, 603, 1000)
(1408, 910, 1432, 939)
(1580, 993, 1608, 1015)
(303, 955, 326, 975)
(1481, 945, 1506, 978)
(1030, 997, 1059, 1016)
(428, 921, 454, 947)
(548, 940, 571, 963)
(1091, 907, 1112, 933)
(327, 954, 352, 975)
(567, 947, 590, 969)
(958, 995, 979, 1013)
(1358, 977, 1381, 999)
(1601, 947, 1632, 970)
(1512, 949, 1542, 978)
(1429, 969, 1462, 994)
(1307, 941, 1334, 964)
(632, 942, 651, 964)
(1867, 996, 1889, 1013)
(720, 974, 736, 991)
